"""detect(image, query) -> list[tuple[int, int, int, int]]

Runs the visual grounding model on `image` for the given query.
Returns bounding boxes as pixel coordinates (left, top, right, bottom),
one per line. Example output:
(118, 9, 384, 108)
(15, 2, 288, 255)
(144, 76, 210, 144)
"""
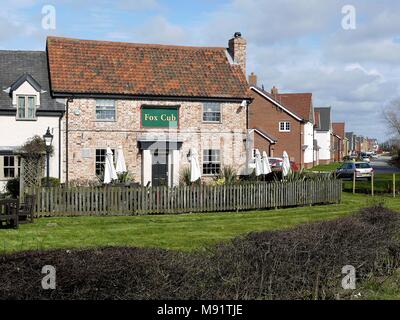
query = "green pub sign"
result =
(141, 106, 179, 128)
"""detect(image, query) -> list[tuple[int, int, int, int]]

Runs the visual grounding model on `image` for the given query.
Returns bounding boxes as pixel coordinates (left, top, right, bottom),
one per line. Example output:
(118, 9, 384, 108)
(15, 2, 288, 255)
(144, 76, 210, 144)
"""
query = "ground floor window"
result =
(1, 155, 20, 179)
(202, 149, 221, 175)
(95, 149, 115, 177)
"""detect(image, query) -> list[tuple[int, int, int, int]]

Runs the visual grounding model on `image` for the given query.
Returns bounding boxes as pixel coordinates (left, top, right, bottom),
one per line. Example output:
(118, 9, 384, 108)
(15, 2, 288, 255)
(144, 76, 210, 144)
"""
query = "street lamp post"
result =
(43, 127, 53, 188)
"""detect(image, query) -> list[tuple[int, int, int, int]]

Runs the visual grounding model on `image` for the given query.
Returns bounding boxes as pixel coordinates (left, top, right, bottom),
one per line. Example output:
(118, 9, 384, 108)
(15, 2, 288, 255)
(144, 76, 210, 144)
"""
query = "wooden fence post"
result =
(371, 172, 374, 197)
(393, 173, 396, 198)
(353, 171, 356, 195)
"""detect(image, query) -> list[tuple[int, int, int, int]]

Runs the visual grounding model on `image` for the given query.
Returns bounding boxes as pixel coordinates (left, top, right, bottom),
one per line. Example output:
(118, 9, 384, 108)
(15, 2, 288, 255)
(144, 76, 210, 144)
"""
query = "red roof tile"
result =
(272, 93, 313, 121)
(332, 122, 345, 139)
(47, 37, 249, 99)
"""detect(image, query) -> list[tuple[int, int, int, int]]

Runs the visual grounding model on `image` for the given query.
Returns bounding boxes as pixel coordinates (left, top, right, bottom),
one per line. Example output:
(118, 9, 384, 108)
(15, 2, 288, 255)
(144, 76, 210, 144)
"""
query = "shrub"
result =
(215, 166, 238, 185)
(179, 166, 200, 186)
(201, 205, 400, 300)
(40, 177, 60, 187)
(19, 135, 53, 156)
(0, 205, 399, 300)
(5, 178, 19, 198)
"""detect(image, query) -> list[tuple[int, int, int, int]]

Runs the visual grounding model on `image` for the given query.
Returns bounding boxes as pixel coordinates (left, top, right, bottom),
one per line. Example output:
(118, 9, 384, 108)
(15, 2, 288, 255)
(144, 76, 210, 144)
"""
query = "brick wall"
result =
(248, 91, 305, 166)
(62, 99, 247, 184)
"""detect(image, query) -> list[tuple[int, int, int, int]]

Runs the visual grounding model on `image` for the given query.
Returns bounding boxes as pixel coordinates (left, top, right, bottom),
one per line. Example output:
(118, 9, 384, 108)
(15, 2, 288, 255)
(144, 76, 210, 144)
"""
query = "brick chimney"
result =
(228, 32, 247, 75)
(248, 72, 257, 86)
(271, 86, 278, 95)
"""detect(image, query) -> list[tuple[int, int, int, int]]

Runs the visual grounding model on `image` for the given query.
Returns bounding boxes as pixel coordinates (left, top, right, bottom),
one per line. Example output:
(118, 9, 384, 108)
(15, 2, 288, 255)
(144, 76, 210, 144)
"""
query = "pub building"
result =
(46, 33, 251, 186)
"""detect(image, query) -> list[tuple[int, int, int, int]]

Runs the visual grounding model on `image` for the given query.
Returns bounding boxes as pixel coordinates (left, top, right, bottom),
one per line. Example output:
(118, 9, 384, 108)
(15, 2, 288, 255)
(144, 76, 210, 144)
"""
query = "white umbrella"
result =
(115, 146, 127, 174)
(188, 148, 201, 182)
(282, 151, 291, 177)
(104, 147, 118, 184)
(254, 149, 263, 176)
(261, 151, 272, 175)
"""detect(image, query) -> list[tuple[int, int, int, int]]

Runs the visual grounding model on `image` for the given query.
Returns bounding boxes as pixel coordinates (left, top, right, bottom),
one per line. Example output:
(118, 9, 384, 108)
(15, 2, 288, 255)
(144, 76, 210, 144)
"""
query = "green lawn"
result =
(343, 173, 398, 194)
(1, 193, 400, 253)
(310, 162, 341, 172)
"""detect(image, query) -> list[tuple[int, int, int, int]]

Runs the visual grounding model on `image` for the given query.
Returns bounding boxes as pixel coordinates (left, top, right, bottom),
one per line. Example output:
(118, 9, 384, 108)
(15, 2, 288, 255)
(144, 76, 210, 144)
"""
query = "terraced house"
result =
(314, 107, 332, 164)
(247, 73, 315, 169)
(0, 51, 64, 191)
(46, 34, 250, 186)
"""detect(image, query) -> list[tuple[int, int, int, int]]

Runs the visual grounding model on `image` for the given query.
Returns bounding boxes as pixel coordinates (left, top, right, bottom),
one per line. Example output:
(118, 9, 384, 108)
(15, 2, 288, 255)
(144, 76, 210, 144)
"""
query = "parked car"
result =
(362, 156, 371, 163)
(268, 157, 299, 172)
(335, 162, 374, 180)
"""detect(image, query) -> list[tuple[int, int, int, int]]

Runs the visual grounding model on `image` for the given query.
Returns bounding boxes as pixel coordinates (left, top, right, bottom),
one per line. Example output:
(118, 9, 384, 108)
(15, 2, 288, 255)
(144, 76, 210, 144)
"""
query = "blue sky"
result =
(1, 0, 399, 141)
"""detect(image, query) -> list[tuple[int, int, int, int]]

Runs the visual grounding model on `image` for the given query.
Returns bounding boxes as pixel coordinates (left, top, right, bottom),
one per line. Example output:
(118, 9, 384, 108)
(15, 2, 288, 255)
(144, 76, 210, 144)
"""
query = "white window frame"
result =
(95, 149, 115, 177)
(202, 102, 221, 123)
(279, 121, 291, 132)
(1, 155, 21, 179)
(16, 95, 36, 120)
(95, 100, 116, 121)
(202, 149, 221, 176)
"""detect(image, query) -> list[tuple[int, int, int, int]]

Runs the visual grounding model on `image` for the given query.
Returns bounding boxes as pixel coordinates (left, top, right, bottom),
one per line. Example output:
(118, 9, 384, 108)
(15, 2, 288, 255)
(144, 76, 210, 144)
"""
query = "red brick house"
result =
(247, 74, 315, 168)
(332, 122, 345, 161)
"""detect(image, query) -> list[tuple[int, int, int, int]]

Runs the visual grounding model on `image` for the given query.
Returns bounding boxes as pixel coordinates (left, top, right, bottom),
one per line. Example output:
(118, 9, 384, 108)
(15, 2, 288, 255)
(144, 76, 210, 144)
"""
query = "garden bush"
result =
(0, 205, 399, 300)
(40, 177, 60, 187)
(5, 178, 19, 198)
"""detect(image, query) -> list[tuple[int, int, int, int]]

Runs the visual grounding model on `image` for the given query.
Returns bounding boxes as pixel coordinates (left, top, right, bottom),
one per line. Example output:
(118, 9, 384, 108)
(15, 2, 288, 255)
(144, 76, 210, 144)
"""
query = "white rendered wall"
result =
(303, 122, 314, 165)
(314, 131, 331, 161)
(0, 116, 61, 188)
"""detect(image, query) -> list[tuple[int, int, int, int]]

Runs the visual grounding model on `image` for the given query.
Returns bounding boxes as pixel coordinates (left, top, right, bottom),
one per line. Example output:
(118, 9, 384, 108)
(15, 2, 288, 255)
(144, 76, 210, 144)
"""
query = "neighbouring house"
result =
(0, 51, 64, 191)
(343, 136, 349, 157)
(247, 75, 315, 168)
(367, 138, 379, 153)
(314, 107, 332, 164)
(346, 132, 356, 154)
(355, 135, 370, 154)
(332, 122, 345, 162)
(46, 33, 250, 186)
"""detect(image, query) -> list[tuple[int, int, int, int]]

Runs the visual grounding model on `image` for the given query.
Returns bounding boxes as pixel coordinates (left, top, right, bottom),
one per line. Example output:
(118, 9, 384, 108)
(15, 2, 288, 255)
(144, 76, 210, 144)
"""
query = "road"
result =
(370, 156, 400, 174)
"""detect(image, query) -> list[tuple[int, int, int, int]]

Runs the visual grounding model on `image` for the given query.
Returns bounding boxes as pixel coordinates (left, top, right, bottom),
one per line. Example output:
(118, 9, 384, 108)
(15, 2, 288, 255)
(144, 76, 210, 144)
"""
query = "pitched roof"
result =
(0, 50, 63, 112)
(272, 93, 313, 121)
(332, 122, 345, 140)
(314, 107, 331, 131)
(46, 36, 249, 99)
(252, 127, 278, 143)
(250, 86, 303, 122)
(10, 73, 42, 92)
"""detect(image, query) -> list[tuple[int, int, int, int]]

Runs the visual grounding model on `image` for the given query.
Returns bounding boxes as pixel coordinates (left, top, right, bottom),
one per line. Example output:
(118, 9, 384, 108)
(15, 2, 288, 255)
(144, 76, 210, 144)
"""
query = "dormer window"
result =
(17, 96, 36, 119)
(4, 73, 43, 120)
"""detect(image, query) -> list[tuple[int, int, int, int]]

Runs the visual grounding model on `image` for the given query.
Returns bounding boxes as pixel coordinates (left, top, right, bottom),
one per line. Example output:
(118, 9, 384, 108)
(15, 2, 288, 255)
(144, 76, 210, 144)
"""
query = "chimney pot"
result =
(248, 72, 257, 86)
(271, 86, 278, 95)
(228, 32, 247, 76)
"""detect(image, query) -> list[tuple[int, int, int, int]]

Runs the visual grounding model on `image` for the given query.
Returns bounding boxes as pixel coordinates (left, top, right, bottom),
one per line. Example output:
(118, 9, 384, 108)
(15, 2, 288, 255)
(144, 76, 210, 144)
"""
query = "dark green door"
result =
(152, 150, 169, 187)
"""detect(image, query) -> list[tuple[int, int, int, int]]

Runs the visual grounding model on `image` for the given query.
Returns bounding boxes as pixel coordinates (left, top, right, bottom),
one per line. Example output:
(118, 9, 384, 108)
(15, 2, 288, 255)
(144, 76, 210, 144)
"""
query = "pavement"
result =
(370, 156, 400, 174)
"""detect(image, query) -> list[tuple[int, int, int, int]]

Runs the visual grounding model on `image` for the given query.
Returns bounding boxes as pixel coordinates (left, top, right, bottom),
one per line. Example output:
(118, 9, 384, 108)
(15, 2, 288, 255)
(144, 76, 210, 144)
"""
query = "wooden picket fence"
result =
(25, 180, 342, 217)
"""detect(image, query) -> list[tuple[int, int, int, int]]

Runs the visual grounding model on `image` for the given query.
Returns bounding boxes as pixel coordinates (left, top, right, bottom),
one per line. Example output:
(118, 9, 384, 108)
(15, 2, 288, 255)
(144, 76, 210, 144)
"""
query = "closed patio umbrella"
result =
(255, 149, 263, 176)
(104, 147, 118, 184)
(188, 148, 201, 182)
(282, 151, 291, 177)
(261, 151, 272, 175)
(115, 146, 127, 174)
